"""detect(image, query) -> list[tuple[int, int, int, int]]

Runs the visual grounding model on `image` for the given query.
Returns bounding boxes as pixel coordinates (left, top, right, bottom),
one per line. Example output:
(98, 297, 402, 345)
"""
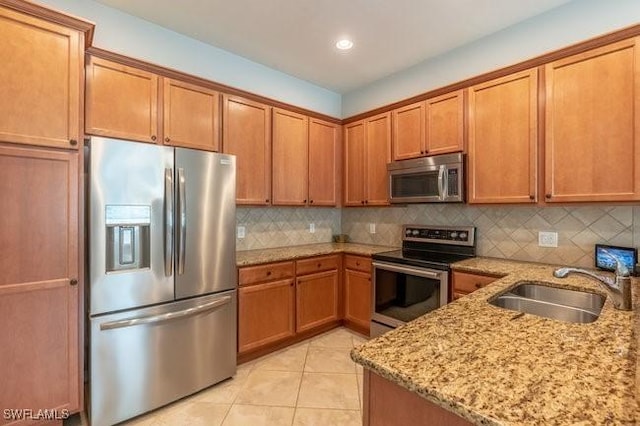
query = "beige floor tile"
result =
(222, 404, 295, 426)
(305, 346, 357, 374)
(297, 373, 360, 410)
(292, 408, 362, 426)
(254, 342, 309, 372)
(355, 363, 363, 375)
(235, 370, 302, 407)
(235, 360, 256, 378)
(131, 402, 230, 426)
(310, 328, 355, 348)
(351, 333, 368, 346)
(193, 376, 247, 404)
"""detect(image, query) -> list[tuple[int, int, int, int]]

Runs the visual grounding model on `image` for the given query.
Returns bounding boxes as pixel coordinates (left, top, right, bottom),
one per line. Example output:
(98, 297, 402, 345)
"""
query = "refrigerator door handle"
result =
(177, 168, 186, 275)
(164, 168, 174, 276)
(99, 295, 232, 331)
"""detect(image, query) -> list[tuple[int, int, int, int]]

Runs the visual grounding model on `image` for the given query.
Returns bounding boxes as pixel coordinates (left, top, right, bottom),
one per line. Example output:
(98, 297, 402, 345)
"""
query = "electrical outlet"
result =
(369, 223, 376, 234)
(309, 223, 315, 233)
(237, 226, 245, 239)
(538, 231, 558, 247)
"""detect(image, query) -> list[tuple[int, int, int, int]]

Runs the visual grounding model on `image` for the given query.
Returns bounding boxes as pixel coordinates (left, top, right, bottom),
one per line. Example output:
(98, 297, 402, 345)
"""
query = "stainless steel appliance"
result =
(371, 225, 476, 336)
(388, 152, 464, 203)
(88, 137, 237, 426)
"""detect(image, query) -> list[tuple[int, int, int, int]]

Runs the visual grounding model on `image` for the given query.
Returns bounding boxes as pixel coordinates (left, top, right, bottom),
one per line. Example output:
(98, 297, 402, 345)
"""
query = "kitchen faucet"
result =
(553, 254, 632, 311)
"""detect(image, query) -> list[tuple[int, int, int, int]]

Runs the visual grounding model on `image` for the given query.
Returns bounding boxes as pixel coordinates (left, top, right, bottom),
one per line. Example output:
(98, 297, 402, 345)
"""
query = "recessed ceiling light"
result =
(336, 39, 354, 50)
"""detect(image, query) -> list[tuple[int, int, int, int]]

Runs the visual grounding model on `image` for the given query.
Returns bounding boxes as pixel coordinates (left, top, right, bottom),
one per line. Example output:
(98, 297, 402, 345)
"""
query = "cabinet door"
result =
(272, 108, 309, 205)
(344, 120, 366, 206)
(0, 145, 80, 414)
(296, 270, 339, 333)
(344, 269, 371, 332)
(163, 78, 220, 151)
(308, 118, 340, 206)
(451, 271, 498, 300)
(86, 57, 159, 144)
(425, 90, 464, 155)
(365, 112, 392, 205)
(392, 101, 425, 160)
(545, 38, 640, 202)
(0, 8, 82, 149)
(468, 69, 538, 204)
(222, 95, 271, 205)
(238, 279, 295, 354)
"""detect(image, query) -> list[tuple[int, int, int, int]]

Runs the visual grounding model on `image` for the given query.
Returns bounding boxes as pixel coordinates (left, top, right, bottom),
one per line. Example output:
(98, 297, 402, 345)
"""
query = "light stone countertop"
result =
(351, 256, 639, 425)
(236, 242, 398, 267)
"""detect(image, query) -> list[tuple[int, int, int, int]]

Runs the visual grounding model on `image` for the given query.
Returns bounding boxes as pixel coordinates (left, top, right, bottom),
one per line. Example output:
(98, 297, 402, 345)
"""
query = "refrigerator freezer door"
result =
(175, 149, 236, 299)
(89, 290, 237, 426)
(89, 137, 174, 315)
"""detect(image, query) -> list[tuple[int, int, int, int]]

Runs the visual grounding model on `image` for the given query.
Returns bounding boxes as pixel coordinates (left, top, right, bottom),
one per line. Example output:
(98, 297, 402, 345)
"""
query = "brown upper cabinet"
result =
(344, 113, 392, 206)
(86, 57, 159, 144)
(223, 95, 272, 205)
(0, 7, 84, 149)
(86, 57, 221, 151)
(272, 108, 309, 206)
(308, 118, 340, 206)
(544, 37, 640, 202)
(391, 91, 464, 161)
(163, 78, 220, 151)
(467, 69, 538, 204)
(272, 111, 340, 207)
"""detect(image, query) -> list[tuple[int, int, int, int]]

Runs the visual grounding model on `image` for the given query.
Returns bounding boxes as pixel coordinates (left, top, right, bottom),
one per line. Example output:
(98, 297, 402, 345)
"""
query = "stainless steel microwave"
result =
(388, 152, 464, 203)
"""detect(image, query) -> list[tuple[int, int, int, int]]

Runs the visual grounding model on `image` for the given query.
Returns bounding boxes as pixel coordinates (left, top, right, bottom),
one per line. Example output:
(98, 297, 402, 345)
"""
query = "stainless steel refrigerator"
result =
(87, 137, 237, 426)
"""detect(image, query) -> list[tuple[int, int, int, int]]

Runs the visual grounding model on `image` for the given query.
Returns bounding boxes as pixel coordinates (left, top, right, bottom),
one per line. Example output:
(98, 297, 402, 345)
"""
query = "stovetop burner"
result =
(372, 225, 476, 269)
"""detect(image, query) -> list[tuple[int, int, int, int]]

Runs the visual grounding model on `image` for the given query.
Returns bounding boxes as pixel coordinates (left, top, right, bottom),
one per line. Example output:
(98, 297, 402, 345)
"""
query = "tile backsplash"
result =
(235, 207, 341, 251)
(236, 204, 638, 268)
(342, 205, 637, 268)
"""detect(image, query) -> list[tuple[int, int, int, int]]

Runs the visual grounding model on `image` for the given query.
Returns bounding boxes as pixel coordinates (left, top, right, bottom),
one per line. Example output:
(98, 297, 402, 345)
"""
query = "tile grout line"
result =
(291, 341, 310, 425)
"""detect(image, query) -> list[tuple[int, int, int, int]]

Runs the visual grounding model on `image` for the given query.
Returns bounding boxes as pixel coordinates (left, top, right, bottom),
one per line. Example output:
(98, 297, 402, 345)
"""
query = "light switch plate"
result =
(309, 223, 315, 233)
(369, 223, 376, 234)
(538, 231, 558, 247)
(237, 226, 245, 239)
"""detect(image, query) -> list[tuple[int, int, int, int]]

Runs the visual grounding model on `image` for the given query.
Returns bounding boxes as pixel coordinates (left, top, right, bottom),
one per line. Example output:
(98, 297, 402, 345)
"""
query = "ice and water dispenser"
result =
(105, 205, 151, 272)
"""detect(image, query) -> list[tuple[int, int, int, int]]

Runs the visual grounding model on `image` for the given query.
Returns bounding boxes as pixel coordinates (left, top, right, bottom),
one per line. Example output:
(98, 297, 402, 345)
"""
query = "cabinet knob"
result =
(420, 150, 424, 154)
(151, 135, 157, 141)
(317, 263, 322, 268)
(165, 137, 170, 143)
(70, 279, 78, 286)
(361, 200, 365, 205)
(364, 200, 368, 204)
(529, 195, 535, 200)
(475, 282, 484, 289)
(303, 199, 307, 203)
(266, 271, 272, 276)
(356, 262, 360, 266)
(69, 139, 78, 146)
(310, 200, 314, 204)
(265, 199, 270, 203)
(545, 194, 552, 199)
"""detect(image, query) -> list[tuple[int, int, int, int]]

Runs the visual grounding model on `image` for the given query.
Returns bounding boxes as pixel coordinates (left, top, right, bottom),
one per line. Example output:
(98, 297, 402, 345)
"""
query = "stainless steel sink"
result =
(489, 281, 605, 324)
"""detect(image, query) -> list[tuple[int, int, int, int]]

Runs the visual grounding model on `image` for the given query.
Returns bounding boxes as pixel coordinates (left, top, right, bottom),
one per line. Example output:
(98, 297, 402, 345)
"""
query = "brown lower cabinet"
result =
(343, 255, 372, 335)
(238, 255, 344, 358)
(451, 270, 500, 300)
(0, 144, 81, 415)
(363, 370, 471, 426)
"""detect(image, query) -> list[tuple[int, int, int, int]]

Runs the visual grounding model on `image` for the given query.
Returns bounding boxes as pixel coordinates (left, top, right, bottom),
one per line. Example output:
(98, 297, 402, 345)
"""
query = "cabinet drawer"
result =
(344, 255, 371, 273)
(239, 261, 295, 286)
(296, 255, 340, 276)
(452, 271, 498, 294)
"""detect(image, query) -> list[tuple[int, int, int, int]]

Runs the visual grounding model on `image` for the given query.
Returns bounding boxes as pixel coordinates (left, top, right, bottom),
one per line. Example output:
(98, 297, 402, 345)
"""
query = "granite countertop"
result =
(236, 242, 398, 266)
(351, 256, 639, 425)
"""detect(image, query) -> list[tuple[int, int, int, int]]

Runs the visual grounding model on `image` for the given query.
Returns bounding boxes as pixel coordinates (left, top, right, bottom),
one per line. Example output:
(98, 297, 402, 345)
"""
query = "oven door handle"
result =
(373, 261, 442, 279)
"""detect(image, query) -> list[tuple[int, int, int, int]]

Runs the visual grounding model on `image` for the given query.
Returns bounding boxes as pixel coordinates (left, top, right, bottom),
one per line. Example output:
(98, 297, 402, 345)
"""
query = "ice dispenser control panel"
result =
(105, 205, 151, 273)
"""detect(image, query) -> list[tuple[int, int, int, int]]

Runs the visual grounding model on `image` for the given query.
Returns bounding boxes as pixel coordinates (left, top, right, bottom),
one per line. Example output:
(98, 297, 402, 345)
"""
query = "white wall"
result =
(38, 0, 342, 118)
(342, 0, 640, 117)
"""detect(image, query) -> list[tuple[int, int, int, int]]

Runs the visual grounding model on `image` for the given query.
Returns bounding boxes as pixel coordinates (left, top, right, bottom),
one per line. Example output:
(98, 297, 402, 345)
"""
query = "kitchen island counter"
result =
(236, 242, 397, 267)
(351, 257, 639, 425)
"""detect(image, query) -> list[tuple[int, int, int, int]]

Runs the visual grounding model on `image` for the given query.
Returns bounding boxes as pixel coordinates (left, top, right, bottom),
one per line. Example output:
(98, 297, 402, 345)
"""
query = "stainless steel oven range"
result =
(371, 225, 476, 337)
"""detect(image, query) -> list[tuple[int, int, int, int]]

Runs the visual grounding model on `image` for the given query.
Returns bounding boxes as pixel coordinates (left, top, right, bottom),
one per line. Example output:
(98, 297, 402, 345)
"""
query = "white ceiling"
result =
(94, 0, 574, 93)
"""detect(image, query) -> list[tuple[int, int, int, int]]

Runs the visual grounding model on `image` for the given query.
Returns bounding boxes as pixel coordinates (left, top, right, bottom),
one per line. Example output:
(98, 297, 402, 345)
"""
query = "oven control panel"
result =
(403, 225, 475, 246)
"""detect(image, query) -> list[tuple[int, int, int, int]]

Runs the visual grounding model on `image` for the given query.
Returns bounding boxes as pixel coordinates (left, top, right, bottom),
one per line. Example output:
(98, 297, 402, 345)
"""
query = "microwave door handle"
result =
(437, 165, 446, 201)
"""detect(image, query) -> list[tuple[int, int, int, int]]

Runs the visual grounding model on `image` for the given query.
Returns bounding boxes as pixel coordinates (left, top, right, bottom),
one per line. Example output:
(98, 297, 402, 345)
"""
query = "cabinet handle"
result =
(70, 279, 78, 286)
(165, 137, 171, 143)
(310, 200, 314, 204)
(265, 199, 270, 203)
(364, 200, 368, 204)
(545, 194, 552, 199)
(151, 135, 157, 141)
(69, 139, 78, 146)
(303, 199, 307, 203)
(529, 195, 535, 200)
(420, 150, 424, 154)
(266, 271, 272, 276)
